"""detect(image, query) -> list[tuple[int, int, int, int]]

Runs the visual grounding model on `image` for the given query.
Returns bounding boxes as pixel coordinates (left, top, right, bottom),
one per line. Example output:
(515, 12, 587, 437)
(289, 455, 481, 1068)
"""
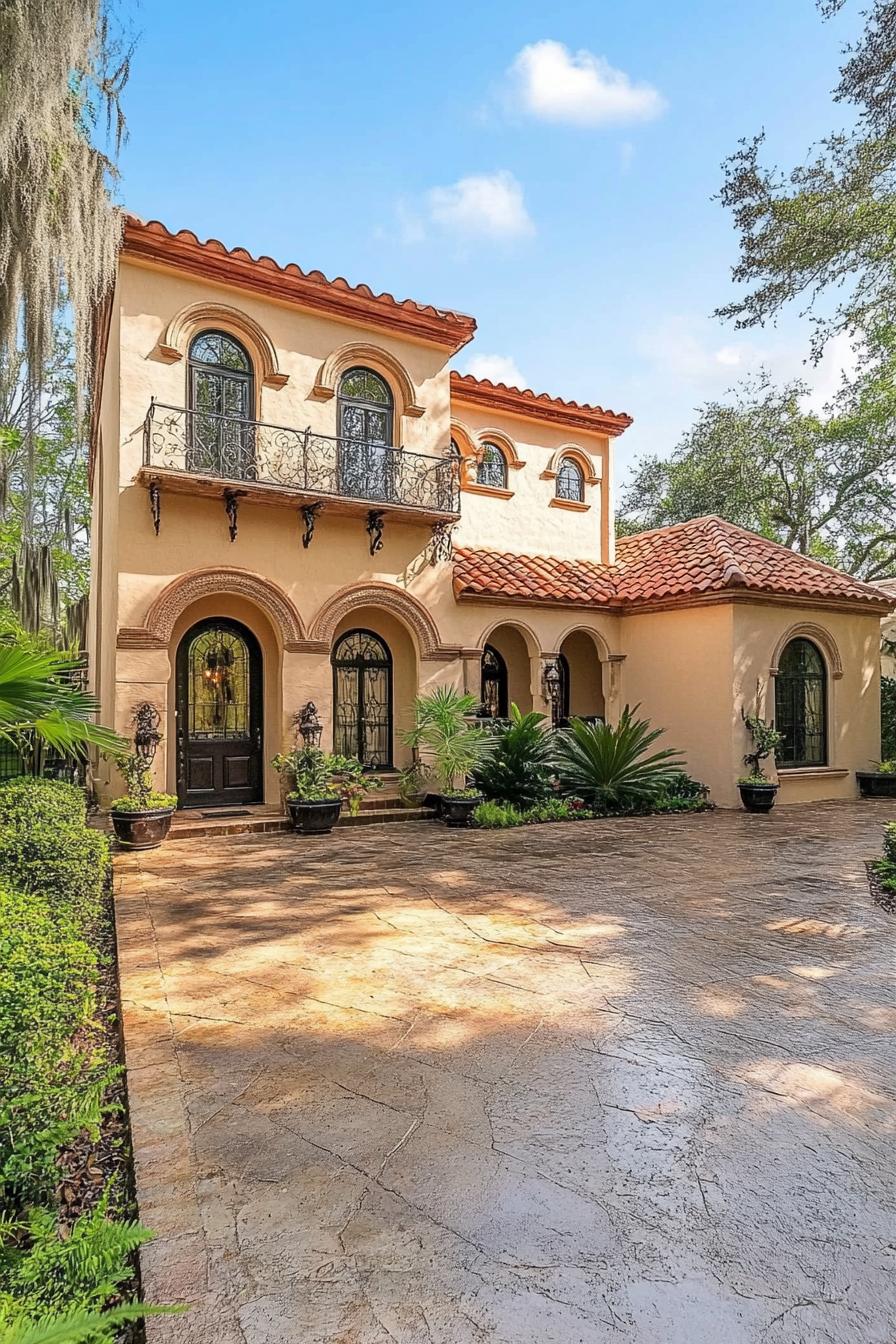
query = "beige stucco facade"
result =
(89, 217, 888, 810)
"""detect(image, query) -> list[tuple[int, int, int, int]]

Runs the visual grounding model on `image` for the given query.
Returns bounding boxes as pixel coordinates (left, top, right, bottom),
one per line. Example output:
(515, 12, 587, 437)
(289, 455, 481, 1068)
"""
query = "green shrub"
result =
(0, 779, 109, 927)
(473, 800, 523, 829)
(521, 798, 593, 823)
(0, 779, 142, 1332)
(882, 676, 896, 761)
(552, 707, 685, 812)
(473, 705, 553, 808)
(883, 822, 896, 865)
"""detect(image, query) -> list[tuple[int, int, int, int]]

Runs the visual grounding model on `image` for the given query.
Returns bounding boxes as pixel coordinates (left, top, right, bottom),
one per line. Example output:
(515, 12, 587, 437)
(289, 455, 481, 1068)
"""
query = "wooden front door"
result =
(176, 619, 263, 808)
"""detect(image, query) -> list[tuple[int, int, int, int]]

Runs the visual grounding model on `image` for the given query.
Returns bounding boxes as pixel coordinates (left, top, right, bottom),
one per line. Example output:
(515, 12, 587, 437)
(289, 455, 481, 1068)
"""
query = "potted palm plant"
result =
(110, 750, 178, 849)
(738, 711, 784, 812)
(403, 687, 496, 827)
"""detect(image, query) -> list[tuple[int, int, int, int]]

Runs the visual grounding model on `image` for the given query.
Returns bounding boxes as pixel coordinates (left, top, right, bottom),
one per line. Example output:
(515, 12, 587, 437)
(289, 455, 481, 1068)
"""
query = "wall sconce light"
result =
(297, 701, 323, 748)
(542, 659, 562, 705)
(132, 702, 162, 766)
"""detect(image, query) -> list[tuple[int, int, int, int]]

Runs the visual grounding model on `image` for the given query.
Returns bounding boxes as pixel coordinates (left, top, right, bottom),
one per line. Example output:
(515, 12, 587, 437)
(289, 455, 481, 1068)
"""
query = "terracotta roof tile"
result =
(453, 517, 895, 612)
(450, 372, 632, 436)
(121, 215, 477, 353)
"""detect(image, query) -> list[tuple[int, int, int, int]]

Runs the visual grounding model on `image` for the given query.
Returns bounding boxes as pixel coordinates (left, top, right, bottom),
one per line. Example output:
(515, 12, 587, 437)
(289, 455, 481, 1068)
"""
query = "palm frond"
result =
(552, 705, 686, 810)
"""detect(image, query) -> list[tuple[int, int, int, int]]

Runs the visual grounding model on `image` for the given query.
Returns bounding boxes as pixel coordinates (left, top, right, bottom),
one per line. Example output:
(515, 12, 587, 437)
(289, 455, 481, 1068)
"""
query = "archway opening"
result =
(481, 625, 533, 714)
(558, 630, 605, 725)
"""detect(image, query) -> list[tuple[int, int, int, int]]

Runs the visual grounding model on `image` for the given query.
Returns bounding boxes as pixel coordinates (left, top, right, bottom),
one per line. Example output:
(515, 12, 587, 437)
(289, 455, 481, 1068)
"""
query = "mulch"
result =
(865, 860, 896, 915)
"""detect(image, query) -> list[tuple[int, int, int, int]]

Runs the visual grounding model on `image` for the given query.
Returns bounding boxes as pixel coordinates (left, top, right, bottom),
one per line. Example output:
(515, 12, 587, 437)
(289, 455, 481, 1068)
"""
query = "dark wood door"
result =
(176, 619, 263, 808)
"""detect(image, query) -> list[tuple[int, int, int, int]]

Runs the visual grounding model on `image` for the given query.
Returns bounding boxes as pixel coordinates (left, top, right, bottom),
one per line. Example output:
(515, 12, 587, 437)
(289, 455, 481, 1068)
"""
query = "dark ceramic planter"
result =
(110, 807, 175, 850)
(738, 782, 778, 814)
(856, 771, 896, 799)
(440, 794, 483, 828)
(286, 797, 343, 835)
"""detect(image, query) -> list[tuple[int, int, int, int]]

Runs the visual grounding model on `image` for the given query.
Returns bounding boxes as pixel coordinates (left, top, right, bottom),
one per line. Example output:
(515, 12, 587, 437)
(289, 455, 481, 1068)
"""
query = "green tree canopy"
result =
(717, 0, 896, 354)
(619, 346, 896, 581)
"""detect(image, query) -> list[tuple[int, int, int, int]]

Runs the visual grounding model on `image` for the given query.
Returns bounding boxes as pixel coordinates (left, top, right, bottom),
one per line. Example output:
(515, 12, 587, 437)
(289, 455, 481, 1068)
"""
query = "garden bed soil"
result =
(57, 882, 145, 1340)
(865, 859, 896, 915)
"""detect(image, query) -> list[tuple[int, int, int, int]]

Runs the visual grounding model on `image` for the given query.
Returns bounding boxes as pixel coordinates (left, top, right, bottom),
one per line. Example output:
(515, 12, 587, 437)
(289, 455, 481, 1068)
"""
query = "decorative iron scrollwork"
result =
(142, 403, 460, 516)
(301, 502, 324, 549)
(148, 479, 161, 535)
(429, 520, 454, 565)
(366, 509, 385, 555)
(224, 490, 240, 543)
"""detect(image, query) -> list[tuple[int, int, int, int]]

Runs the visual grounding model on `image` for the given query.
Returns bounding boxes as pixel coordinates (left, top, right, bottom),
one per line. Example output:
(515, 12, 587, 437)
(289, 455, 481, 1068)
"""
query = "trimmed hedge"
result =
(0, 779, 148, 1338)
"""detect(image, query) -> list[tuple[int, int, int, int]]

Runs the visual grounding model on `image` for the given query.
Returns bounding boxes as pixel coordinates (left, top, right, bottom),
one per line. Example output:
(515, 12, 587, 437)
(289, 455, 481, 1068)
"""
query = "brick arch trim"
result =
(310, 582, 454, 660)
(117, 567, 307, 650)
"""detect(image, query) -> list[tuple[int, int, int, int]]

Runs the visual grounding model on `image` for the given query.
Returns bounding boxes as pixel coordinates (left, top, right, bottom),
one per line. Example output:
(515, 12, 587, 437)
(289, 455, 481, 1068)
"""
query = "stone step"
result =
(339, 806, 437, 826)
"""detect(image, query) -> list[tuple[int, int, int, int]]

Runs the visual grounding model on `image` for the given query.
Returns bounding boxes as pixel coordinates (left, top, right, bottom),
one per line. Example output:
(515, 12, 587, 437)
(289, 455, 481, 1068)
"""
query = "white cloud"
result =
(798, 332, 863, 413)
(426, 170, 534, 239)
(463, 354, 527, 389)
(508, 39, 665, 127)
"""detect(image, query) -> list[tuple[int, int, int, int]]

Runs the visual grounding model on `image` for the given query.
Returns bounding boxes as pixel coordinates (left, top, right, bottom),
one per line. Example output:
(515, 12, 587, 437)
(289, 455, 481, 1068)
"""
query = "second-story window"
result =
(477, 441, 507, 490)
(188, 331, 255, 479)
(338, 367, 394, 503)
(556, 457, 585, 503)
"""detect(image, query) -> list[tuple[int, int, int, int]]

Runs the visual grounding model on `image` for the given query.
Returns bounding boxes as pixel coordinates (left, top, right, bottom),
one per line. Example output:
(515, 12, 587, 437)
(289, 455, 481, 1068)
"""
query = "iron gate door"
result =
(332, 630, 392, 768)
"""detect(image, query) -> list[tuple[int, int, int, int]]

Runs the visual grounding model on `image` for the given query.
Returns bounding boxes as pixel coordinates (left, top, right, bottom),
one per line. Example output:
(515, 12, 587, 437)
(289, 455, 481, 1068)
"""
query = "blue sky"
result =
(117, 1, 861, 482)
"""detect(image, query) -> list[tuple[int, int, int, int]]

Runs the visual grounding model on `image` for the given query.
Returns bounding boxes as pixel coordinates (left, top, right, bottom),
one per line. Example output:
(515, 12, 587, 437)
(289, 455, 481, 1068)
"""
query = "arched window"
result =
(188, 330, 255, 477)
(556, 457, 585, 503)
(477, 441, 507, 490)
(338, 367, 394, 502)
(555, 652, 570, 727)
(448, 437, 462, 459)
(775, 638, 827, 767)
(480, 644, 508, 718)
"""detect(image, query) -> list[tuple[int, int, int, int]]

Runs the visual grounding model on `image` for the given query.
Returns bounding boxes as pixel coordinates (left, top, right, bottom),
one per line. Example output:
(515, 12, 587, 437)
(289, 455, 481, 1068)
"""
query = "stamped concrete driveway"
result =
(115, 802, 895, 1344)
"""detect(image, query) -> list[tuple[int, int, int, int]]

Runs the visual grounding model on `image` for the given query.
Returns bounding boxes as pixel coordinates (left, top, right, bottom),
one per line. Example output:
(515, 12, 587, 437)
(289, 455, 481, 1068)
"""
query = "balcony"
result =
(139, 402, 461, 530)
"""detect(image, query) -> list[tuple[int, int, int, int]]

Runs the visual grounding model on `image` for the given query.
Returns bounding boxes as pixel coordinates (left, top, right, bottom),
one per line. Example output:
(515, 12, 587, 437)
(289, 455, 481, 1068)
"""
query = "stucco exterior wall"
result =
(733, 604, 881, 803)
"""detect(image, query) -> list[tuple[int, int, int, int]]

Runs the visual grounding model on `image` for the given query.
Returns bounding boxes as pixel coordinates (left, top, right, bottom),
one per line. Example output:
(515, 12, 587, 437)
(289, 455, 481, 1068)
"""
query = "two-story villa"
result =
(88, 216, 892, 810)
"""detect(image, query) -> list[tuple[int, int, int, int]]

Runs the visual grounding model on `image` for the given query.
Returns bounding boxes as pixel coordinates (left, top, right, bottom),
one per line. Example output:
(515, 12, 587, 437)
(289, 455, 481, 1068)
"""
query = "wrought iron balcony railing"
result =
(142, 402, 460, 516)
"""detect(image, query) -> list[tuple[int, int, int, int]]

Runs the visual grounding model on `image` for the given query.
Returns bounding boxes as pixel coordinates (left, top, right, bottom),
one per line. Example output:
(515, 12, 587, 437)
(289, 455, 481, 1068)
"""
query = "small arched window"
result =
(477, 441, 507, 490)
(556, 457, 585, 503)
(775, 638, 827, 767)
(338, 367, 393, 445)
(480, 644, 508, 718)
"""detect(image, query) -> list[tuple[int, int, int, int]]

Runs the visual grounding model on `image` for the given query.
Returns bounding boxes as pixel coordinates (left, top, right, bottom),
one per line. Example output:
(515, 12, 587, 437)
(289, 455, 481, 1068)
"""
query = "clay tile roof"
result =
(453, 546, 618, 606)
(121, 215, 477, 354)
(453, 517, 895, 613)
(613, 516, 894, 608)
(450, 371, 632, 436)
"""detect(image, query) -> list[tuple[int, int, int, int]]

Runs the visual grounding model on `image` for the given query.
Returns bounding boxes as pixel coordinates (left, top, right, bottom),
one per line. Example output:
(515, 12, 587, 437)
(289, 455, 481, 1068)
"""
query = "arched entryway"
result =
(175, 617, 263, 807)
(332, 629, 393, 768)
(479, 624, 535, 714)
(556, 629, 605, 726)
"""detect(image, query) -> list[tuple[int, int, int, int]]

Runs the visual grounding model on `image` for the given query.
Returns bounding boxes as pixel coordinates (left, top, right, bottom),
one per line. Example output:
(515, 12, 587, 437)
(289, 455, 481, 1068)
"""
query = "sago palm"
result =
(0, 642, 124, 759)
(473, 703, 553, 807)
(552, 705, 685, 811)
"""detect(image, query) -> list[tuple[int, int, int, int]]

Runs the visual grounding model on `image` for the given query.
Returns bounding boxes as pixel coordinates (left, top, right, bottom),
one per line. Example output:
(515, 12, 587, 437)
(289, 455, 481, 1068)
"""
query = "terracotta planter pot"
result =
(110, 807, 175, 850)
(286, 797, 343, 834)
(738, 782, 778, 814)
(440, 794, 483, 828)
(856, 771, 896, 799)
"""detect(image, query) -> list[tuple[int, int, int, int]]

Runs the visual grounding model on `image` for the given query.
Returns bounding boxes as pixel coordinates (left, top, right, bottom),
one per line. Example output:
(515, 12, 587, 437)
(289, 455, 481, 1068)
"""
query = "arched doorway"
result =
(175, 618, 263, 808)
(557, 630, 605, 725)
(337, 367, 394, 502)
(332, 629, 393, 768)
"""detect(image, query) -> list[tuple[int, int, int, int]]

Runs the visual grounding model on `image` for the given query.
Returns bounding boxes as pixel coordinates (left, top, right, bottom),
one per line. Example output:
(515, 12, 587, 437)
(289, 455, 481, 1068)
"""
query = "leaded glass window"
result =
(556, 458, 585, 503)
(338, 367, 394, 502)
(186, 625, 251, 740)
(477, 442, 507, 490)
(775, 638, 827, 767)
